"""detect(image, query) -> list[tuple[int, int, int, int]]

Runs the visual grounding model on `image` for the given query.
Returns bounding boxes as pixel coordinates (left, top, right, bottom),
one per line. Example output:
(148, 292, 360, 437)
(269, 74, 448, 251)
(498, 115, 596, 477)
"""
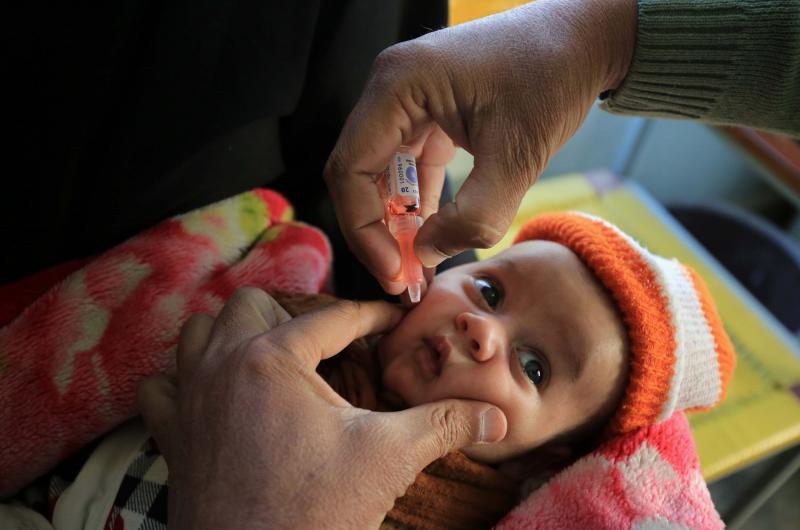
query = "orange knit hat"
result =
(514, 212, 736, 434)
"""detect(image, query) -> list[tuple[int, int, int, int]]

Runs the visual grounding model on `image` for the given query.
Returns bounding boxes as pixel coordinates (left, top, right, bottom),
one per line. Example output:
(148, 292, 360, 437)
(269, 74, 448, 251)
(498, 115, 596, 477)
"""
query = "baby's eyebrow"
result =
(495, 254, 522, 279)
(561, 322, 586, 384)
(545, 295, 587, 384)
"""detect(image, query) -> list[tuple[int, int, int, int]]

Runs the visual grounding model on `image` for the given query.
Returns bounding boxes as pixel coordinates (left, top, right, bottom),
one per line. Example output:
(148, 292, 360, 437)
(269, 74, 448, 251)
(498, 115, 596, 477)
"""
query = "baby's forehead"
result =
(483, 240, 579, 270)
(437, 241, 582, 289)
(473, 240, 612, 307)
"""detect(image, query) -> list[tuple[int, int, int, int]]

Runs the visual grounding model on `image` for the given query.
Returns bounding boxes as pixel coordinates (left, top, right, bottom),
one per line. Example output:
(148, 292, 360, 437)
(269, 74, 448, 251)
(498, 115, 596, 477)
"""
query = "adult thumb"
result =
(137, 374, 178, 464)
(394, 399, 507, 465)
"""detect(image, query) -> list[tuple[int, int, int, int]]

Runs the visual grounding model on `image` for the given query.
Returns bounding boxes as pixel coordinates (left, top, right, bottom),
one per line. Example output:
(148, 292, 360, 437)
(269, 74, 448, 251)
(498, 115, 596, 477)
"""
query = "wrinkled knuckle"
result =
(372, 40, 438, 92)
(331, 299, 363, 322)
(249, 330, 289, 359)
(430, 405, 461, 453)
(469, 221, 505, 249)
(230, 286, 266, 305)
(239, 334, 288, 378)
(336, 298, 362, 316)
(373, 42, 416, 78)
(509, 125, 547, 185)
(492, 112, 542, 182)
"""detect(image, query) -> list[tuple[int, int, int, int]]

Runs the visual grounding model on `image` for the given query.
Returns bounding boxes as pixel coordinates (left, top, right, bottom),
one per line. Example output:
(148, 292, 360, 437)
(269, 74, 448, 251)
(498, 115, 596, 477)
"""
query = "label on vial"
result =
(388, 152, 419, 198)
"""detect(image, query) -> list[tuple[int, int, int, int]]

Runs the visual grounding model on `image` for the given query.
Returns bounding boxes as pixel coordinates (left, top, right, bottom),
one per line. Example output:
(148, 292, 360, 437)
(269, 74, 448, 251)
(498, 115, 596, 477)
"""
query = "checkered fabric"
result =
(103, 438, 169, 530)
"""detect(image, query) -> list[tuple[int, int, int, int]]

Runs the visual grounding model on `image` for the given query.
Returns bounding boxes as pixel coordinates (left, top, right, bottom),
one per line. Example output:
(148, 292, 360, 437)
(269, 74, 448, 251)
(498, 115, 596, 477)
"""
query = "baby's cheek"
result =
(342, 361, 379, 410)
(381, 359, 414, 400)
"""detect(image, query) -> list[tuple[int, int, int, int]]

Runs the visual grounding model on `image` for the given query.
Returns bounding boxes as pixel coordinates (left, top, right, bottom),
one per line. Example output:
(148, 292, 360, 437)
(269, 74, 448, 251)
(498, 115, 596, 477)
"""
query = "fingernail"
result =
(479, 407, 506, 444)
(381, 280, 407, 296)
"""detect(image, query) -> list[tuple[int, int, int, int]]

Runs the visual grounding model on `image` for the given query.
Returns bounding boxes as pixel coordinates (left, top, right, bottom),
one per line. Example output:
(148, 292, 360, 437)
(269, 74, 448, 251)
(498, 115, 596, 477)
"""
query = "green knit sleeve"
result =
(600, 0, 800, 138)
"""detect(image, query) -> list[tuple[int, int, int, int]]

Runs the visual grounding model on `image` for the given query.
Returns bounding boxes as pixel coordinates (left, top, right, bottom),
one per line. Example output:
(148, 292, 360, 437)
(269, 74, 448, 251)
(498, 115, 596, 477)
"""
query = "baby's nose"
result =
(455, 312, 502, 362)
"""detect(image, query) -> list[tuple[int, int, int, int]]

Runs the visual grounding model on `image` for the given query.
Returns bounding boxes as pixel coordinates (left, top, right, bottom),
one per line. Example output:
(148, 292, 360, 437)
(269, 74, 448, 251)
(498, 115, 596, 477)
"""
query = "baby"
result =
(318, 212, 734, 457)
(300, 211, 735, 527)
(1, 206, 734, 530)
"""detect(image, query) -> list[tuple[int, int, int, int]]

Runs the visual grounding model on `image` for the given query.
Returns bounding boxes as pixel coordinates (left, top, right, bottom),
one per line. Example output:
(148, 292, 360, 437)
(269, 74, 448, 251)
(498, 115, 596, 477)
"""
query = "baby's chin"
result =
(461, 443, 511, 464)
(462, 439, 543, 465)
(381, 381, 426, 411)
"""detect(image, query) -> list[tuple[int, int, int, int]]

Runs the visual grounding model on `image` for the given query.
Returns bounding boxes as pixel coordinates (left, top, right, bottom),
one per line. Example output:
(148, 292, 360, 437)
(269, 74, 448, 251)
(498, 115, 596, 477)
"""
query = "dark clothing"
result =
(5, 0, 447, 298)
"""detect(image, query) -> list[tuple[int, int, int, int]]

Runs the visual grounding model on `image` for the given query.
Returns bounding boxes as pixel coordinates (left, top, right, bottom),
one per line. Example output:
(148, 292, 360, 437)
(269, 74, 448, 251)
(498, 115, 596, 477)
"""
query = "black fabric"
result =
(5, 1, 447, 292)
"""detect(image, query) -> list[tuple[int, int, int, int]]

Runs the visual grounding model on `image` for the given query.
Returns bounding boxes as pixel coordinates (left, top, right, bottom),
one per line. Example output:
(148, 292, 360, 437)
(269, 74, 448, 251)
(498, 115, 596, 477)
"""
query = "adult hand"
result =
(325, 0, 636, 294)
(137, 288, 507, 530)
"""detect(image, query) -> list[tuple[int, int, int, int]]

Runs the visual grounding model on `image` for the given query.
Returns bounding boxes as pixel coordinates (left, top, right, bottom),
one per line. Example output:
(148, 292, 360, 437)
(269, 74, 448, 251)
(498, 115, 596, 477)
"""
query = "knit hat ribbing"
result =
(514, 212, 735, 434)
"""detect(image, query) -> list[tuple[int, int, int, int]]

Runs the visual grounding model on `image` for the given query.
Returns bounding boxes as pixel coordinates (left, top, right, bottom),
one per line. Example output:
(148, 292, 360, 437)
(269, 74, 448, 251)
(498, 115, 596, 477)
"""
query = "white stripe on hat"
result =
(647, 257, 722, 420)
(573, 212, 723, 419)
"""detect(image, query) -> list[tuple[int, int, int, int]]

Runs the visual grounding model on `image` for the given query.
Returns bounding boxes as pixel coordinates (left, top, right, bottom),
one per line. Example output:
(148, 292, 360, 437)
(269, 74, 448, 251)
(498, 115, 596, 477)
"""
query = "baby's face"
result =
(379, 241, 629, 462)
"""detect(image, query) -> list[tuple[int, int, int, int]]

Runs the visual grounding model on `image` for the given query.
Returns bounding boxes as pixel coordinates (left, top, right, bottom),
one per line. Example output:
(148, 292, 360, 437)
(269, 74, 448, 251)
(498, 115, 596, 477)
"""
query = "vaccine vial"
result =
(385, 147, 424, 302)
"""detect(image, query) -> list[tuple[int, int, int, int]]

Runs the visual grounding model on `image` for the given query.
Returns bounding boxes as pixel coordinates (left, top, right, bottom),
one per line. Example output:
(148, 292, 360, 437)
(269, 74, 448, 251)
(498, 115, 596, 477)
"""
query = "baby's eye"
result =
(518, 350, 548, 387)
(474, 277, 502, 310)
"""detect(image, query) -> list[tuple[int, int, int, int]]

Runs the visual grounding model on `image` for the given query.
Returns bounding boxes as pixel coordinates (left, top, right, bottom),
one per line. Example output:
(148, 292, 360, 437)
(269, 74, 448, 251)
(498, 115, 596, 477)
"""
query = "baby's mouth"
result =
(423, 335, 451, 377)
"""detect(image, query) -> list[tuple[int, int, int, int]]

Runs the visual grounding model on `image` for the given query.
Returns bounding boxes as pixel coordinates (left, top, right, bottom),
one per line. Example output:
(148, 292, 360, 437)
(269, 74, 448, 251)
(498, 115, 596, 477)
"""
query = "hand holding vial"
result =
(324, 0, 637, 297)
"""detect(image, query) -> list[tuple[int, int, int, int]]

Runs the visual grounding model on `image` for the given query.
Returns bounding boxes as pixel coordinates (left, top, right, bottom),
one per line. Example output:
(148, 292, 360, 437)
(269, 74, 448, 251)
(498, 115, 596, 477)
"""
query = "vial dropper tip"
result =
(408, 283, 421, 304)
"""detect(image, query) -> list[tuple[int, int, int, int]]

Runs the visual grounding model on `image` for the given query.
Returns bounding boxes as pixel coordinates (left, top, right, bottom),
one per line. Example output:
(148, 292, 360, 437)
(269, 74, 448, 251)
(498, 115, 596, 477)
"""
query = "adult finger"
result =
(207, 287, 291, 355)
(325, 118, 405, 296)
(324, 46, 432, 294)
(176, 313, 214, 386)
(267, 300, 404, 368)
(350, 222, 406, 296)
(417, 125, 454, 220)
(392, 399, 507, 464)
(417, 162, 445, 222)
(137, 374, 178, 464)
(326, 155, 404, 295)
(423, 266, 435, 290)
(414, 149, 536, 268)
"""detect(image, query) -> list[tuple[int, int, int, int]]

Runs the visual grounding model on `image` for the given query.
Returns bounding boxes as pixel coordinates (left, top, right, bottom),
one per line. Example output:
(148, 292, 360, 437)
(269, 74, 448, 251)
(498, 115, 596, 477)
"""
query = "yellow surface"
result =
(479, 174, 800, 482)
(449, 0, 530, 25)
